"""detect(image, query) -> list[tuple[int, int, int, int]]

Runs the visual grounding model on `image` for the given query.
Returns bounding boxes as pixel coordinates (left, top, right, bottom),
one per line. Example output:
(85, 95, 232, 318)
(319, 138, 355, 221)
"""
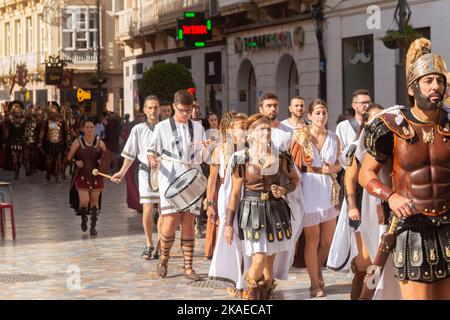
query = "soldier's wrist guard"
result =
(366, 178, 394, 202)
(225, 209, 235, 227)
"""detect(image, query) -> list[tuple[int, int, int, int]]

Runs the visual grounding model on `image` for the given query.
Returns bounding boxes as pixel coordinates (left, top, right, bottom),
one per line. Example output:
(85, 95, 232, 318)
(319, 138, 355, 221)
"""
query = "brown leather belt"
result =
(301, 165, 324, 175)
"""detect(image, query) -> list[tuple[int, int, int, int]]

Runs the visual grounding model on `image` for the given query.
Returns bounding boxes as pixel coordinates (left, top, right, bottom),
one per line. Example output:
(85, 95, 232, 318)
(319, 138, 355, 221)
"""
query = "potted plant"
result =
(380, 25, 423, 49)
(89, 71, 108, 86)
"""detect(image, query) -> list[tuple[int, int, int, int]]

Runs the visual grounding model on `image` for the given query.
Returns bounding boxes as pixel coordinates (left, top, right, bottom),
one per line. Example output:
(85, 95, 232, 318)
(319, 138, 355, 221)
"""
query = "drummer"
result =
(148, 90, 208, 280)
(111, 95, 161, 260)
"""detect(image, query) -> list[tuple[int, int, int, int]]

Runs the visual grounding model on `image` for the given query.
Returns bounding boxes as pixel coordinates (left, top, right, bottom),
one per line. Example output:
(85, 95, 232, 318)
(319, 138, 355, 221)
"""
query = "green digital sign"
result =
(177, 12, 212, 48)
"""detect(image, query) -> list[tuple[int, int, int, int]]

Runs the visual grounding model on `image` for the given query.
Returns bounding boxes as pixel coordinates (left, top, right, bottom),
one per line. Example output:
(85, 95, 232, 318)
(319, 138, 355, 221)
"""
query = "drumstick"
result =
(92, 169, 114, 180)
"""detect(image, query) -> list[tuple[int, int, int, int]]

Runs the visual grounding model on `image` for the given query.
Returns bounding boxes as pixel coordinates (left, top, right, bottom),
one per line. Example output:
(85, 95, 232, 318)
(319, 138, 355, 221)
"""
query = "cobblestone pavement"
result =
(0, 169, 352, 300)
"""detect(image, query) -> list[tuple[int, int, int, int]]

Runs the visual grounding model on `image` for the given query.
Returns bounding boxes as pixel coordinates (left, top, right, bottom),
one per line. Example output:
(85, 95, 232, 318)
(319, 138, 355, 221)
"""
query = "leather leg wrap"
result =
(160, 233, 175, 260)
(181, 239, 195, 270)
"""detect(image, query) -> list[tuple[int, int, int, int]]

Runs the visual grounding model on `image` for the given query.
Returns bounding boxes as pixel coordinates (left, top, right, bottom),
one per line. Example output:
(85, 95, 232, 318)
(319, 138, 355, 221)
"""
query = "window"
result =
(39, 16, 45, 62)
(27, 17, 33, 52)
(342, 35, 374, 113)
(16, 20, 22, 54)
(5, 23, 11, 56)
(62, 7, 99, 51)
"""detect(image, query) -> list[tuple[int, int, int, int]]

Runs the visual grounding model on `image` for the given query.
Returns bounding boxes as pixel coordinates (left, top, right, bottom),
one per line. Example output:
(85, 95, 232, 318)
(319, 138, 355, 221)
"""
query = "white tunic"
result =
(208, 150, 248, 289)
(281, 119, 305, 131)
(302, 131, 339, 227)
(335, 119, 359, 167)
(121, 122, 159, 203)
(148, 118, 206, 215)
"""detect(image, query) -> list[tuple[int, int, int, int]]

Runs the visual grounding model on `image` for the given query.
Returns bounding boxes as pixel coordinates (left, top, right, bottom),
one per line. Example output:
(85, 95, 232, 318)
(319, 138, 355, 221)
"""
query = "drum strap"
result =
(169, 117, 194, 160)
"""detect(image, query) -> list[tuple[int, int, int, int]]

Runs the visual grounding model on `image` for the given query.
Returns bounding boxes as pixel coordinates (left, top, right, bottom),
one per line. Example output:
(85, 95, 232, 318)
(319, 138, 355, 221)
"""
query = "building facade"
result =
(0, 0, 123, 114)
(115, 0, 228, 119)
(116, 0, 450, 127)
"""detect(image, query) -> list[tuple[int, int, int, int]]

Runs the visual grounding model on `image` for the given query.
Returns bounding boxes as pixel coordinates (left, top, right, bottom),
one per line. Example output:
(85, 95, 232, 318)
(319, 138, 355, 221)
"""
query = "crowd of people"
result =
(1, 38, 449, 300)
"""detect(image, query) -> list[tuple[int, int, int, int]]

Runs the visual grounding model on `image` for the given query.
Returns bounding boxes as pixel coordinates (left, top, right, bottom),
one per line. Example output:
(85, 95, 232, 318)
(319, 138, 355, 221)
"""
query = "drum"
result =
(164, 168, 207, 212)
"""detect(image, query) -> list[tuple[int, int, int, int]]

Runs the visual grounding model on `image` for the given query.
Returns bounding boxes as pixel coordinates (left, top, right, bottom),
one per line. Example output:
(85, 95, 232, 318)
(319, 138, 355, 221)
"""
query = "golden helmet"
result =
(407, 52, 448, 87)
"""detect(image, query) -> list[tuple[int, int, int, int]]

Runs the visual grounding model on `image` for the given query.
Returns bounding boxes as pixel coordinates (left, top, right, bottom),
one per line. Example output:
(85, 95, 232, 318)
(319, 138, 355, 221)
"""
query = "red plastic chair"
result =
(0, 202, 15, 240)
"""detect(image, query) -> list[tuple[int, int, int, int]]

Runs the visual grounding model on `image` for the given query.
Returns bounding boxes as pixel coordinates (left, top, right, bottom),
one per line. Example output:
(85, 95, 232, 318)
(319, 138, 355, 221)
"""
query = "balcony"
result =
(61, 48, 98, 66)
(219, 0, 255, 16)
(158, 0, 205, 29)
(116, 8, 139, 40)
(0, 52, 40, 76)
(139, 0, 159, 34)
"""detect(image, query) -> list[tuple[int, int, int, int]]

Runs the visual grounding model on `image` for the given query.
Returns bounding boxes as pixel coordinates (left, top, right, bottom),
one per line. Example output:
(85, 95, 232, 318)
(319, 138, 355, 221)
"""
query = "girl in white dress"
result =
(290, 98, 341, 297)
(206, 112, 247, 297)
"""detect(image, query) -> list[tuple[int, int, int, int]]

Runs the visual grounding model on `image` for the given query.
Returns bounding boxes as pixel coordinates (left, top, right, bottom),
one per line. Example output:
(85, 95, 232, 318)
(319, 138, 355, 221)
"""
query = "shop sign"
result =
(235, 31, 293, 53)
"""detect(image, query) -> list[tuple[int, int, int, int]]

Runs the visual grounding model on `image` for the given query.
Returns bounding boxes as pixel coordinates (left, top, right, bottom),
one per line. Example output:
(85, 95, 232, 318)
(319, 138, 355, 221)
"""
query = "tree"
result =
(139, 62, 195, 104)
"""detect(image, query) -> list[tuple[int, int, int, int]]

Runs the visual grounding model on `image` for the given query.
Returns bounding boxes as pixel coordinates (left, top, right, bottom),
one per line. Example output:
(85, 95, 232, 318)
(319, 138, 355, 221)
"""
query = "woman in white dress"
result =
(206, 112, 247, 297)
(290, 98, 341, 297)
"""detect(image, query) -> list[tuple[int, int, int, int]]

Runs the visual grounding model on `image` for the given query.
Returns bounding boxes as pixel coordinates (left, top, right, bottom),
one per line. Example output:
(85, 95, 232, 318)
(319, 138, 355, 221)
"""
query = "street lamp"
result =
(394, 0, 411, 106)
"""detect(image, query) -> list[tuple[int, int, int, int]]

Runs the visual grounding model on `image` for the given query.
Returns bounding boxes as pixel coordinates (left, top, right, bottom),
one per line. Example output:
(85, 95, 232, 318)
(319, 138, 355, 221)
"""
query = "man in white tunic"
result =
(281, 96, 307, 130)
(335, 89, 372, 167)
(111, 96, 160, 260)
(148, 90, 207, 280)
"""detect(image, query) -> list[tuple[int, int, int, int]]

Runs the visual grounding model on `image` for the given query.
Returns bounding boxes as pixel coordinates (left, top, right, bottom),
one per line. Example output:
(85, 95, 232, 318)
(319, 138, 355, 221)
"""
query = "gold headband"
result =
(407, 53, 448, 87)
(248, 116, 271, 130)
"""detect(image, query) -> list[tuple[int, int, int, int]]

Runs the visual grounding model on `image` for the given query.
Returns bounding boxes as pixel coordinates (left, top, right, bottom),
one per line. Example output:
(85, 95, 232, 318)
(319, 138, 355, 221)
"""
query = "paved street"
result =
(0, 169, 352, 300)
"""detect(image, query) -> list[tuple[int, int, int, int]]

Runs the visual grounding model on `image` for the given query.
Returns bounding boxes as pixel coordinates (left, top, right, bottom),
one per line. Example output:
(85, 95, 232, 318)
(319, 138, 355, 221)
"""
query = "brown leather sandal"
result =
(260, 279, 278, 300)
(183, 267, 202, 281)
(157, 259, 169, 278)
(309, 286, 326, 298)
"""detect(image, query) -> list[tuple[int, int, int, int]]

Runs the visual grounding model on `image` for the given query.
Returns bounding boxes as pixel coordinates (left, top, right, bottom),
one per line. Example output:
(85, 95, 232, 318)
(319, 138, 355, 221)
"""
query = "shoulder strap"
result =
(169, 117, 182, 159)
(348, 118, 360, 134)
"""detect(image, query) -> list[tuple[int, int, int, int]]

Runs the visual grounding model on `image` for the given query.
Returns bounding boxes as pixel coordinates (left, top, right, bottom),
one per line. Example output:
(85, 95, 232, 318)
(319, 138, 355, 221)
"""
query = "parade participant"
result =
(207, 112, 248, 297)
(281, 96, 306, 130)
(359, 39, 450, 300)
(4, 101, 25, 179)
(258, 92, 305, 281)
(327, 104, 384, 299)
(68, 118, 107, 236)
(119, 113, 145, 213)
(23, 106, 40, 176)
(159, 103, 172, 121)
(39, 102, 68, 183)
(112, 96, 161, 260)
(61, 105, 79, 178)
(336, 89, 372, 167)
(224, 113, 299, 300)
(148, 90, 207, 280)
(290, 98, 341, 297)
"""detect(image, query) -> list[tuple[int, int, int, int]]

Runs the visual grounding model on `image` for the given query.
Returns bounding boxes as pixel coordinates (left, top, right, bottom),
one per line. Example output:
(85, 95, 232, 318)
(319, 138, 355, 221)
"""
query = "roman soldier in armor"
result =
(68, 118, 107, 236)
(3, 101, 26, 179)
(39, 102, 68, 183)
(61, 105, 79, 178)
(23, 106, 40, 176)
(359, 38, 450, 299)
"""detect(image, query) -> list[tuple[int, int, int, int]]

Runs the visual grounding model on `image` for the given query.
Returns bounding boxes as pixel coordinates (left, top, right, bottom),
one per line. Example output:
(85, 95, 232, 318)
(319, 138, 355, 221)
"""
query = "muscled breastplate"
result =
(24, 120, 37, 146)
(244, 163, 281, 192)
(393, 120, 450, 216)
(47, 121, 62, 143)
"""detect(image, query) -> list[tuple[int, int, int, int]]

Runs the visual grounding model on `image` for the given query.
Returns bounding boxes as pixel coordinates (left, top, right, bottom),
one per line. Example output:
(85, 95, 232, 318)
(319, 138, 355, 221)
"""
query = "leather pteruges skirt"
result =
(392, 210, 450, 283)
(237, 189, 292, 243)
